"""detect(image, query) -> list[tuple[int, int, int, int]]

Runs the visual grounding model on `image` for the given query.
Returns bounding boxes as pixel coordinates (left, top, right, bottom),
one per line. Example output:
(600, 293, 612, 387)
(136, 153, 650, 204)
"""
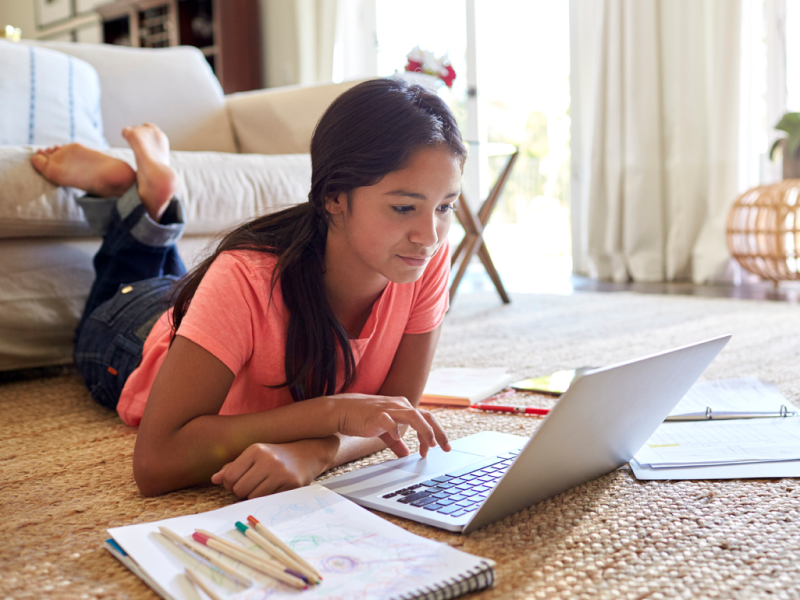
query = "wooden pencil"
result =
(247, 516, 323, 581)
(195, 529, 290, 571)
(192, 532, 307, 589)
(185, 567, 224, 600)
(158, 527, 252, 587)
(235, 521, 320, 584)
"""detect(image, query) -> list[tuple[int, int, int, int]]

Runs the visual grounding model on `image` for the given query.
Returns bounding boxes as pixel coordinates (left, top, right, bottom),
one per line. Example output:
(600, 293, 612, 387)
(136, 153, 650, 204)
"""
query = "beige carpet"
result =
(3, 291, 800, 600)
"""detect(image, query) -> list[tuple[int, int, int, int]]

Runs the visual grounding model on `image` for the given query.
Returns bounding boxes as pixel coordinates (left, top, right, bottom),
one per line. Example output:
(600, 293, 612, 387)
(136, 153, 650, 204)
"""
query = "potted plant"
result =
(769, 112, 800, 179)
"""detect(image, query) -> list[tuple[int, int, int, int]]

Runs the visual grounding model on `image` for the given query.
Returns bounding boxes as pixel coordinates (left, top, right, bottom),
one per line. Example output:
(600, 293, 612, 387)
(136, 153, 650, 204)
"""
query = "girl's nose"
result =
(410, 213, 439, 247)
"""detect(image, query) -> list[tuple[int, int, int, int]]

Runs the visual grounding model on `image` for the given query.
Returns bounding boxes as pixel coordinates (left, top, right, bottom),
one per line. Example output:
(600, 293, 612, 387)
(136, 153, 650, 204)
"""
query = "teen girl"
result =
(31, 79, 466, 499)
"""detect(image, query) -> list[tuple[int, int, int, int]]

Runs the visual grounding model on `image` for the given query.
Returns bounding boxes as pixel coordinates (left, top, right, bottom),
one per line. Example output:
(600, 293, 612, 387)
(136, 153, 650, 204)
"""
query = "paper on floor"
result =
(634, 417, 800, 468)
(669, 377, 792, 417)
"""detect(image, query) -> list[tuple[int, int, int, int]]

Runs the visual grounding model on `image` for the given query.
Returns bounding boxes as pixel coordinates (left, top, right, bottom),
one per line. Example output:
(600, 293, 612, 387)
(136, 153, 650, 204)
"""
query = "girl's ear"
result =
(325, 192, 347, 216)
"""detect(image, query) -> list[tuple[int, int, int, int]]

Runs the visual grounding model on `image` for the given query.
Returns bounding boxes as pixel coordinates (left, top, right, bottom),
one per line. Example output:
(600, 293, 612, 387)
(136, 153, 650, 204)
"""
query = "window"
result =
(375, 0, 572, 294)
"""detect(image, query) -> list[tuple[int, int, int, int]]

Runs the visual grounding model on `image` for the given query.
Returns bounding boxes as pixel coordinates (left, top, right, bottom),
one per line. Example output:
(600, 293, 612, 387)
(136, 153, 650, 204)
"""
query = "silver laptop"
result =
(322, 335, 731, 533)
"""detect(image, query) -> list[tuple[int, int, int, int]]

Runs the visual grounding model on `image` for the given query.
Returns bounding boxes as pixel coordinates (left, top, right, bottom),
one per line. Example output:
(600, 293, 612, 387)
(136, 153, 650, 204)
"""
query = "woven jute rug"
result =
(3, 291, 800, 600)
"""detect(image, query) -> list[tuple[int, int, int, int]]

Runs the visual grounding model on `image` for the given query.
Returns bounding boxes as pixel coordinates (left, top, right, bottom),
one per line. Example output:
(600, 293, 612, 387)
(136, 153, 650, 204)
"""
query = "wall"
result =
(0, 0, 371, 89)
(0, 0, 36, 40)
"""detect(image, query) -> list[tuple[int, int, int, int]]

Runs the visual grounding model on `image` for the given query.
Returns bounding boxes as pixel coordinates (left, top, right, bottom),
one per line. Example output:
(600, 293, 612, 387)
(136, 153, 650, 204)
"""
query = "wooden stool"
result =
(450, 143, 519, 303)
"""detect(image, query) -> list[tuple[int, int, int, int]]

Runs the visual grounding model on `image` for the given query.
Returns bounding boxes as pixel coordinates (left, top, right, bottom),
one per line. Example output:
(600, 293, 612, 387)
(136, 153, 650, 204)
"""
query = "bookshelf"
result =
(95, 0, 262, 94)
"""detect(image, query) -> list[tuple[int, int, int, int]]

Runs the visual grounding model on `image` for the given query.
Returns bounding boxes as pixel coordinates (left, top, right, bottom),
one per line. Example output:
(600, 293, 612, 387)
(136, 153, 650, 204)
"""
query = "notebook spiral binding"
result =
(392, 560, 496, 600)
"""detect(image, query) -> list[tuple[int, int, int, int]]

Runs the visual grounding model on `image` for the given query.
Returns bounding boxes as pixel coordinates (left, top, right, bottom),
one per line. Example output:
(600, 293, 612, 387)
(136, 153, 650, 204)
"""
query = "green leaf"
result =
(770, 137, 785, 161)
(775, 112, 800, 134)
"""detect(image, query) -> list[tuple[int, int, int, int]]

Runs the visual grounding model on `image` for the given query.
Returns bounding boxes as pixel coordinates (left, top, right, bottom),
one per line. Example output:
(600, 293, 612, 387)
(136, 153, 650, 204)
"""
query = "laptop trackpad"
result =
(323, 448, 483, 498)
(391, 448, 483, 475)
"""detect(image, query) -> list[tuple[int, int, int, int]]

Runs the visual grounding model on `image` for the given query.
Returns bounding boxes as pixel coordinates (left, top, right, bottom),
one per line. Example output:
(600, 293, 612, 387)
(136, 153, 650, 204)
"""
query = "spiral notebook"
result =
(105, 484, 495, 600)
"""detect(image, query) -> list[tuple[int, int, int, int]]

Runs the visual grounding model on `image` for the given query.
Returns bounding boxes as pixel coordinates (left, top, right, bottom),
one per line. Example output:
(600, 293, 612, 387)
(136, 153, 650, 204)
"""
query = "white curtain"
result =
(332, 0, 378, 82)
(262, 0, 340, 87)
(570, 0, 741, 283)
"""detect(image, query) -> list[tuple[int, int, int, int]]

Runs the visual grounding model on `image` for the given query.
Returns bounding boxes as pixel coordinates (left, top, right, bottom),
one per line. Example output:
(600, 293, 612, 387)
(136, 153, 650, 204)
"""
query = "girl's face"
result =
(326, 146, 462, 287)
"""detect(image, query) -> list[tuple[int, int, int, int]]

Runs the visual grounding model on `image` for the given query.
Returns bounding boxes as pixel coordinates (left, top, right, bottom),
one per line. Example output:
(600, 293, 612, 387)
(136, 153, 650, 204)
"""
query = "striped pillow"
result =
(0, 40, 108, 148)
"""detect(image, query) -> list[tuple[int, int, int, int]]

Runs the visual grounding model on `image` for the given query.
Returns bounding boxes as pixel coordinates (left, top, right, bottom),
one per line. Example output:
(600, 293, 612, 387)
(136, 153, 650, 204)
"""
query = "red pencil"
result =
(470, 403, 550, 416)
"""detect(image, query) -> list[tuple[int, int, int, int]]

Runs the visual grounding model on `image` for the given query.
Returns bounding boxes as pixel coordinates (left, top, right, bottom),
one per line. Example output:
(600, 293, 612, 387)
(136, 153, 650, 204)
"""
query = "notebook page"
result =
(109, 485, 492, 600)
(634, 417, 800, 467)
(422, 368, 514, 403)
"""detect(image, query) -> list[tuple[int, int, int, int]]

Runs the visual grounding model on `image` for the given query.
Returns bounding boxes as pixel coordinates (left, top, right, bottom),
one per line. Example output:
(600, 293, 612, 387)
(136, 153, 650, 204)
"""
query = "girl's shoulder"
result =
(200, 249, 286, 312)
(212, 249, 280, 278)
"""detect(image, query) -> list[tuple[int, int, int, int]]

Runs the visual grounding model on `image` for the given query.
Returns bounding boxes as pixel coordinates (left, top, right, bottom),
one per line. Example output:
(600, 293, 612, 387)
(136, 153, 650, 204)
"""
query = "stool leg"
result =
(449, 233, 481, 303)
(477, 242, 510, 303)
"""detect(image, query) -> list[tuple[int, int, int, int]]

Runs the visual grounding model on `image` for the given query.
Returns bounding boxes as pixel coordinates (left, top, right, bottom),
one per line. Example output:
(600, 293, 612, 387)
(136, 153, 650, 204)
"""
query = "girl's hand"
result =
(211, 438, 336, 499)
(328, 393, 450, 458)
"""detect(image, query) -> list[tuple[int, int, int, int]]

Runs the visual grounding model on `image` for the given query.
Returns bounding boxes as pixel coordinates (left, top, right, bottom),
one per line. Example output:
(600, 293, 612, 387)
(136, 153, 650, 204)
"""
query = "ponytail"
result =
(170, 201, 356, 401)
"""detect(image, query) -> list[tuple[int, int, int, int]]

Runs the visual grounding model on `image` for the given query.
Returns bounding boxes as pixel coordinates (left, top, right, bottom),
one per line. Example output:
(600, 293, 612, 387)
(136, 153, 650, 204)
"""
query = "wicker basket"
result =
(726, 180, 800, 283)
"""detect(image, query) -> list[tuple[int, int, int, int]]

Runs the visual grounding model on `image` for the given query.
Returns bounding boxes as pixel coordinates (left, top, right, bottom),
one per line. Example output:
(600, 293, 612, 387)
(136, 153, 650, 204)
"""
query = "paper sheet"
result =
(630, 457, 800, 480)
(108, 485, 491, 600)
(634, 417, 800, 467)
(669, 377, 791, 416)
(422, 367, 514, 403)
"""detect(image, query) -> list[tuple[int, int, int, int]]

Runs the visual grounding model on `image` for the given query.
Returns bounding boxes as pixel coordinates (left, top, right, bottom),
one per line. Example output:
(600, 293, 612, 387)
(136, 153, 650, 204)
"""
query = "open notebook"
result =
(105, 485, 495, 600)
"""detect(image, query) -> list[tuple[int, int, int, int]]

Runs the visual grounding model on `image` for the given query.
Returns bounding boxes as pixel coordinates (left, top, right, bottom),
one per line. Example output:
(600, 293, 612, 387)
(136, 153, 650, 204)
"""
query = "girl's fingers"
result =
(422, 411, 451, 451)
(248, 477, 281, 499)
(230, 463, 267, 498)
(399, 409, 437, 450)
(210, 464, 228, 484)
(380, 432, 410, 457)
(374, 412, 401, 439)
(212, 450, 257, 495)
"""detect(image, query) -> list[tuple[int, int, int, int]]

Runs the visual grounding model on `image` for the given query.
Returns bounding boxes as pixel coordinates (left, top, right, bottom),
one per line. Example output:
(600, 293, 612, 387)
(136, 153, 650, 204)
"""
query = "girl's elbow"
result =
(133, 448, 167, 497)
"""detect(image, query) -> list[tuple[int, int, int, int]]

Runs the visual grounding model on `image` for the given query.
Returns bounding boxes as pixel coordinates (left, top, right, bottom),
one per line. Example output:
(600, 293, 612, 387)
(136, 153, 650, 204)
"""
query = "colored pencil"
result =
(158, 527, 252, 587)
(247, 516, 323, 581)
(470, 403, 551, 416)
(195, 528, 308, 581)
(185, 567, 224, 600)
(236, 521, 320, 583)
(192, 532, 308, 589)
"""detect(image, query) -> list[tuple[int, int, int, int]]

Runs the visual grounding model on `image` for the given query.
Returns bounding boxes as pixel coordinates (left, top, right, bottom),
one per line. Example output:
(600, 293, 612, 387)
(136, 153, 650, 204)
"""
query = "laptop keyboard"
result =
(381, 450, 520, 518)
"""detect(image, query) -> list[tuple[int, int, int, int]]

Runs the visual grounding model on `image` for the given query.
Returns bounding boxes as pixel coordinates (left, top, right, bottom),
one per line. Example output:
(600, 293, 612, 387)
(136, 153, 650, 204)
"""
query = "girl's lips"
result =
(398, 255, 431, 267)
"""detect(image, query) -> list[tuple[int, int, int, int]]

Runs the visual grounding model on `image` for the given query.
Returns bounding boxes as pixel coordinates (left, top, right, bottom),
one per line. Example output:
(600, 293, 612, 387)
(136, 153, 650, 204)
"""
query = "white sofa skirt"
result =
(0, 235, 217, 371)
(0, 147, 311, 371)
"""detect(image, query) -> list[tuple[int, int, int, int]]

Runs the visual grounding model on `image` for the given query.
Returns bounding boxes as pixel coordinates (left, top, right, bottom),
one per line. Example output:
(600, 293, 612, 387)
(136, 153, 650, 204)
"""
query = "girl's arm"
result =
(330, 324, 450, 464)
(133, 328, 448, 496)
(211, 326, 449, 498)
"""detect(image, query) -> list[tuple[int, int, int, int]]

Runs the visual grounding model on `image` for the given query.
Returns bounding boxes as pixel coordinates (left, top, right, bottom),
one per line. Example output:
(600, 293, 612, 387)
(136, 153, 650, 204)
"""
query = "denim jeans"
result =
(73, 186, 187, 409)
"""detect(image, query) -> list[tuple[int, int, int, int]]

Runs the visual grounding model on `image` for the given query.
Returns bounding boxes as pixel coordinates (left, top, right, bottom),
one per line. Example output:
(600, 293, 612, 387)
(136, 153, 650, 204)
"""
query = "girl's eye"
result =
(391, 206, 414, 214)
(439, 203, 457, 213)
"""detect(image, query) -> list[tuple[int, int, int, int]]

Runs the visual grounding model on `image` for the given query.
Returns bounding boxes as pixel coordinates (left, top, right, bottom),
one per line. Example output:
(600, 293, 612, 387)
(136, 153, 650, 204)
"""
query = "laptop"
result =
(322, 335, 731, 533)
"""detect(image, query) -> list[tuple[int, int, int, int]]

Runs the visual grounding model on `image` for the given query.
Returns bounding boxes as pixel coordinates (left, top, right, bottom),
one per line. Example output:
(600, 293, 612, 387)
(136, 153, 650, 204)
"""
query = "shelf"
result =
(97, 0, 261, 94)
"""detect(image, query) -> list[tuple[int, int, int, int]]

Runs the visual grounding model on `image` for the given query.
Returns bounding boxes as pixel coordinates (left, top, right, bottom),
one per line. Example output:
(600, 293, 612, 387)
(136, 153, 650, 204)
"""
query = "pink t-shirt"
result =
(117, 240, 450, 426)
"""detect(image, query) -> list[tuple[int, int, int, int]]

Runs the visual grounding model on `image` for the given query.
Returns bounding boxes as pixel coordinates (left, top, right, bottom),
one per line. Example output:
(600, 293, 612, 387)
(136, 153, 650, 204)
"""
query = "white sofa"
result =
(0, 40, 361, 371)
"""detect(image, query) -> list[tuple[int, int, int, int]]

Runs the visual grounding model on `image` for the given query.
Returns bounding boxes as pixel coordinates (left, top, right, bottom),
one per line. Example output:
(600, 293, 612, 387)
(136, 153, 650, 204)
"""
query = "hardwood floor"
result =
(570, 276, 800, 303)
(455, 255, 800, 303)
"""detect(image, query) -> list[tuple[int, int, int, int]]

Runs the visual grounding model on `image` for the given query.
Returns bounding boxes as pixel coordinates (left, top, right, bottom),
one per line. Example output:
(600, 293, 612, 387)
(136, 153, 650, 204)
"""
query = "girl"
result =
(31, 78, 466, 499)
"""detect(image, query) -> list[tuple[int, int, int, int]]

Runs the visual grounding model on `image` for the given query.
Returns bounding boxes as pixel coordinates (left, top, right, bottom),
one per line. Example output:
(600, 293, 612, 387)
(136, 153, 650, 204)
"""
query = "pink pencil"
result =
(470, 403, 550, 416)
(192, 532, 307, 589)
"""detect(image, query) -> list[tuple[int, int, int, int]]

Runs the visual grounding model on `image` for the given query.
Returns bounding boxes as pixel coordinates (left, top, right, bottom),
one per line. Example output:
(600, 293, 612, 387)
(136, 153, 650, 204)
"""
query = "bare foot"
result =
(122, 124, 178, 222)
(30, 144, 135, 198)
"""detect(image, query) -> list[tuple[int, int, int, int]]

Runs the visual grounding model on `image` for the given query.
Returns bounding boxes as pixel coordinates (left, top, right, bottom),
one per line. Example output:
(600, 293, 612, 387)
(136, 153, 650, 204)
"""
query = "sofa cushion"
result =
(226, 79, 365, 154)
(0, 40, 108, 149)
(26, 41, 238, 153)
(0, 147, 311, 239)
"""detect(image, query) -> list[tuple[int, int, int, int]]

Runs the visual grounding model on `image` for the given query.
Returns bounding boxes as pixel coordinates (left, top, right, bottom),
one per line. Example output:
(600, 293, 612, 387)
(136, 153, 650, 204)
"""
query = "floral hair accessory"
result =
(405, 46, 457, 88)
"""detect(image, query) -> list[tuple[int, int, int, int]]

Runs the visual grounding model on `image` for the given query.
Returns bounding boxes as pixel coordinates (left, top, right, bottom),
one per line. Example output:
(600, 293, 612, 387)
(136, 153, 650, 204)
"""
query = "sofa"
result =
(0, 39, 362, 371)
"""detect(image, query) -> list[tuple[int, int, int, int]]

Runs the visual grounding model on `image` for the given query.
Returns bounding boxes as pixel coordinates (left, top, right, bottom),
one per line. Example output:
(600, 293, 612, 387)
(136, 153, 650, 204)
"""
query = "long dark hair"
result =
(171, 78, 467, 401)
